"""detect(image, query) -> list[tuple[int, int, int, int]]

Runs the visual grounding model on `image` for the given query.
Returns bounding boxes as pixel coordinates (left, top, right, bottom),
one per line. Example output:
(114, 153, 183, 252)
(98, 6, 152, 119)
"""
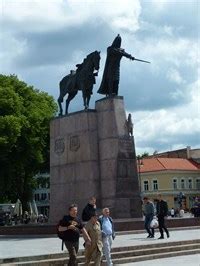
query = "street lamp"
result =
(137, 157, 144, 197)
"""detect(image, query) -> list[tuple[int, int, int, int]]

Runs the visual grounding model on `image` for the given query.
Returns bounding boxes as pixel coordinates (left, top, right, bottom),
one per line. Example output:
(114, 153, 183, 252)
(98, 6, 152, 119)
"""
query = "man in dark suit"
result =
(156, 194, 169, 239)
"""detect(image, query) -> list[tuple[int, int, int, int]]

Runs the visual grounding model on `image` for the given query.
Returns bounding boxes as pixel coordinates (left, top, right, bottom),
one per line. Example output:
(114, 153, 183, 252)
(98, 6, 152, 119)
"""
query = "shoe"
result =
(147, 235, 151, 238)
(158, 236, 164, 239)
(167, 233, 170, 238)
(150, 235, 154, 238)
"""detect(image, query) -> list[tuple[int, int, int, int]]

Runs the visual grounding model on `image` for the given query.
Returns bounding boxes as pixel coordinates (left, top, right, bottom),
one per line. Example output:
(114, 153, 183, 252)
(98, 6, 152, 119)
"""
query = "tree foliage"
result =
(137, 152, 149, 160)
(0, 75, 57, 209)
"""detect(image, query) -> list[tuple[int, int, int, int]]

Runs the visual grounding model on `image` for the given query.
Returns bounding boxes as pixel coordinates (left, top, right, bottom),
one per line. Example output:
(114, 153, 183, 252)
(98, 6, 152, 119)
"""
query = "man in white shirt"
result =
(99, 208, 115, 266)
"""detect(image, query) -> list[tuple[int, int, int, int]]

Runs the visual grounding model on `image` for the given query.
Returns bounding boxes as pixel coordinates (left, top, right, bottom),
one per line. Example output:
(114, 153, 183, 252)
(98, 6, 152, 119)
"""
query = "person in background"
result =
(191, 197, 200, 217)
(170, 208, 175, 218)
(99, 207, 115, 266)
(84, 212, 103, 266)
(143, 197, 155, 238)
(82, 196, 97, 222)
(156, 194, 169, 239)
(179, 208, 184, 217)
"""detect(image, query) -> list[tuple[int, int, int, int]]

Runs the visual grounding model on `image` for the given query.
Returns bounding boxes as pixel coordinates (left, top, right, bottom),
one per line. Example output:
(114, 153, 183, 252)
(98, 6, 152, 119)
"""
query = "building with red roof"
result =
(138, 157, 200, 211)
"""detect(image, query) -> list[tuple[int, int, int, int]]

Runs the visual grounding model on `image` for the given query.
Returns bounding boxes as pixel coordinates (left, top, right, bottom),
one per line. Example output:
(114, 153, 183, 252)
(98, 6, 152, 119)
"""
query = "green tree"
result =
(0, 74, 57, 210)
(137, 152, 149, 160)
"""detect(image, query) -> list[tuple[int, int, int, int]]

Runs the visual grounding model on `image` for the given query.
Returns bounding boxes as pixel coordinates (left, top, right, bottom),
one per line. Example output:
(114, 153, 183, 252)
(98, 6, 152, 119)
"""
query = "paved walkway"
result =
(0, 228, 200, 259)
(123, 254, 200, 266)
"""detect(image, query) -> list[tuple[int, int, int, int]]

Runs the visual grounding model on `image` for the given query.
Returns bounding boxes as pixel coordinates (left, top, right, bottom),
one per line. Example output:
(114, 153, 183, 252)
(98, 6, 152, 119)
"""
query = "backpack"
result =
(57, 218, 68, 250)
(57, 217, 69, 241)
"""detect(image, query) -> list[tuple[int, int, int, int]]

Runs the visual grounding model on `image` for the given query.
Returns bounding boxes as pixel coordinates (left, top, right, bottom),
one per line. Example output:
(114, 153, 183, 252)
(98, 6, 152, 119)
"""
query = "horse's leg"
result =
(57, 96, 63, 116)
(82, 90, 87, 109)
(65, 91, 77, 114)
(86, 95, 91, 109)
(86, 85, 93, 109)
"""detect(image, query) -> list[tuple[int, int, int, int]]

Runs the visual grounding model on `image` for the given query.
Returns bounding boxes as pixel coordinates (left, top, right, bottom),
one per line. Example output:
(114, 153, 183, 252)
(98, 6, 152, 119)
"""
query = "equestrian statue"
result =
(58, 50, 101, 116)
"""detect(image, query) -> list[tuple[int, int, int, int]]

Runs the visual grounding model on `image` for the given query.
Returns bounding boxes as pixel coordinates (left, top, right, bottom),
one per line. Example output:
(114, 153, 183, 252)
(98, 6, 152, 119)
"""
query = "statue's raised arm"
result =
(98, 34, 150, 96)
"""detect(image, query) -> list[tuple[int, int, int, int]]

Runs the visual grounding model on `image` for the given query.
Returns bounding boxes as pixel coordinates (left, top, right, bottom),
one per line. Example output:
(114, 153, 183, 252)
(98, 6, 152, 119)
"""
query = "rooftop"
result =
(139, 158, 200, 173)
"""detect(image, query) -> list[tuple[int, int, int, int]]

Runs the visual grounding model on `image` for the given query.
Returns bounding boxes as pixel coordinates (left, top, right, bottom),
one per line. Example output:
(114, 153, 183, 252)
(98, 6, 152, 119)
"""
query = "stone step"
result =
(111, 238, 200, 252)
(1, 238, 200, 264)
(2, 241, 200, 265)
(114, 243, 200, 257)
(111, 248, 200, 265)
(3, 248, 200, 266)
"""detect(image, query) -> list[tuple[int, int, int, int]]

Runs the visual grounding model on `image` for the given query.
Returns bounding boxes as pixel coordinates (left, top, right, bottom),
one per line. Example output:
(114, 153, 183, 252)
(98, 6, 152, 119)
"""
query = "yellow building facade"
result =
(139, 158, 200, 211)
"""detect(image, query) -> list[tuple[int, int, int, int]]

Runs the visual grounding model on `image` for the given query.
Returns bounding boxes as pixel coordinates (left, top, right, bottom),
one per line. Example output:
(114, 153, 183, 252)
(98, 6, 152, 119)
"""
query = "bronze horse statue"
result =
(58, 50, 101, 115)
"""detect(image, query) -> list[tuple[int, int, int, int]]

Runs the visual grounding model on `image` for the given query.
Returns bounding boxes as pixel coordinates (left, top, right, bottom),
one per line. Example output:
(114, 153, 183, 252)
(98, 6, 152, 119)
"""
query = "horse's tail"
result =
(59, 75, 70, 91)
(58, 75, 71, 102)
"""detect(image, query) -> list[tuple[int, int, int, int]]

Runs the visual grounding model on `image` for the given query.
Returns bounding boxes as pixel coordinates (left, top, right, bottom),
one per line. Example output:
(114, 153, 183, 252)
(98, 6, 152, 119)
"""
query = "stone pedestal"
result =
(49, 110, 101, 223)
(49, 97, 142, 223)
(96, 97, 142, 218)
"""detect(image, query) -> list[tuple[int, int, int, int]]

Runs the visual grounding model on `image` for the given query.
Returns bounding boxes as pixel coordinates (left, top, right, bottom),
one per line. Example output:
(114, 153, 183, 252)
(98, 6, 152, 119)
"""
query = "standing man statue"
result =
(98, 34, 134, 96)
(126, 113, 133, 136)
(98, 34, 150, 96)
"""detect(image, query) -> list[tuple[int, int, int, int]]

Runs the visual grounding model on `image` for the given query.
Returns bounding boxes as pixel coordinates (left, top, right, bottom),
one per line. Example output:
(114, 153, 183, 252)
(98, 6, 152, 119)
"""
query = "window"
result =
(153, 180, 158, 191)
(144, 181, 149, 191)
(35, 194, 40, 201)
(173, 179, 177, 190)
(188, 179, 192, 189)
(181, 179, 185, 189)
(41, 193, 47, 200)
(196, 179, 200, 190)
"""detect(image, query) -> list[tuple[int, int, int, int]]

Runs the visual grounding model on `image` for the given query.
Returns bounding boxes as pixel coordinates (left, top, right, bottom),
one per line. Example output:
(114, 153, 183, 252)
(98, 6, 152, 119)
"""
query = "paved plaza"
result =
(0, 228, 200, 265)
(123, 254, 200, 266)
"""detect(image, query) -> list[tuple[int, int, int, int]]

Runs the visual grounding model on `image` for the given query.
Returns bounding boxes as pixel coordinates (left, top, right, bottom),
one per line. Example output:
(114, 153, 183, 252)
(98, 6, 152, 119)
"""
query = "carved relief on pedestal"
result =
(54, 138, 65, 155)
(69, 135, 80, 152)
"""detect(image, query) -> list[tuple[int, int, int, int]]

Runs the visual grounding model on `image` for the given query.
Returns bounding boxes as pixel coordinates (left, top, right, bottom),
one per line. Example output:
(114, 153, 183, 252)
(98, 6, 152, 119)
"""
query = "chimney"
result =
(186, 146, 191, 159)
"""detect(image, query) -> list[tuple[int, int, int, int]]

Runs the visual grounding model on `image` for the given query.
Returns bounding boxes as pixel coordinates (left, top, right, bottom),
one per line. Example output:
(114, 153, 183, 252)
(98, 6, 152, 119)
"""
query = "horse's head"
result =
(92, 50, 101, 71)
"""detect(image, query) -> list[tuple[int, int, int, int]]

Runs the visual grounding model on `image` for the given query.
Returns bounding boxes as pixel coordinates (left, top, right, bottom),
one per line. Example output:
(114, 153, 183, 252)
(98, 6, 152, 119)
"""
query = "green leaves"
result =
(0, 74, 57, 208)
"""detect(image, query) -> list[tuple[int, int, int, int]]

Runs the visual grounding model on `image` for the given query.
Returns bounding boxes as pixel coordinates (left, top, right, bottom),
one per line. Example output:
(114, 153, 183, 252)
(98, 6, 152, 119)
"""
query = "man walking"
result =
(82, 196, 97, 222)
(143, 197, 155, 238)
(156, 194, 169, 239)
(58, 204, 91, 266)
(84, 212, 103, 266)
(99, 208, 115, 266)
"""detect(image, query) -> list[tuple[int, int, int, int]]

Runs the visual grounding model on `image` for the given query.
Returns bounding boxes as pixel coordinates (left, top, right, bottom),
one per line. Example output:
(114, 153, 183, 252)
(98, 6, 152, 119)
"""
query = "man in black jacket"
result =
(58, 204, 91, 266)
(156, 194, 169, 239)
(82, 197, 97, 222)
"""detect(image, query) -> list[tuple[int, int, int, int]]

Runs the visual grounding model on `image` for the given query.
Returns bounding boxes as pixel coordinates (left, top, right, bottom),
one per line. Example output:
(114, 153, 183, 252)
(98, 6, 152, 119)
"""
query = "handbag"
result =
(150, 217, 159, 228)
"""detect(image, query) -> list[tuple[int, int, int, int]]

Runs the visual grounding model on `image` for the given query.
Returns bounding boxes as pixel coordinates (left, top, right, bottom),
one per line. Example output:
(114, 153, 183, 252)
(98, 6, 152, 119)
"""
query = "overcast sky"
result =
(0, 0, 199, 155)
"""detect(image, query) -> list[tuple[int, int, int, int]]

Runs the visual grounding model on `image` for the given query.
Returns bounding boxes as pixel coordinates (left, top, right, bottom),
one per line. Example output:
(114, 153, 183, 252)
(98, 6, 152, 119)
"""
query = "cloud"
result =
(0, 0, 141, 32)
(0, 0, 199, 154)
(132, 79, 200, 154)
(167, 68, 185, 85)
(140, 0, 198, 39)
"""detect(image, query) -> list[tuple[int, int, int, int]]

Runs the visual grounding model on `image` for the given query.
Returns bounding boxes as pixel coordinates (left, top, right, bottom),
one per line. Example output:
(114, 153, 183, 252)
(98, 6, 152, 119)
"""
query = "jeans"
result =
(102, 235, 113, 266)
(64, 240, 79, 266)
(144, 215, 154, 236)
